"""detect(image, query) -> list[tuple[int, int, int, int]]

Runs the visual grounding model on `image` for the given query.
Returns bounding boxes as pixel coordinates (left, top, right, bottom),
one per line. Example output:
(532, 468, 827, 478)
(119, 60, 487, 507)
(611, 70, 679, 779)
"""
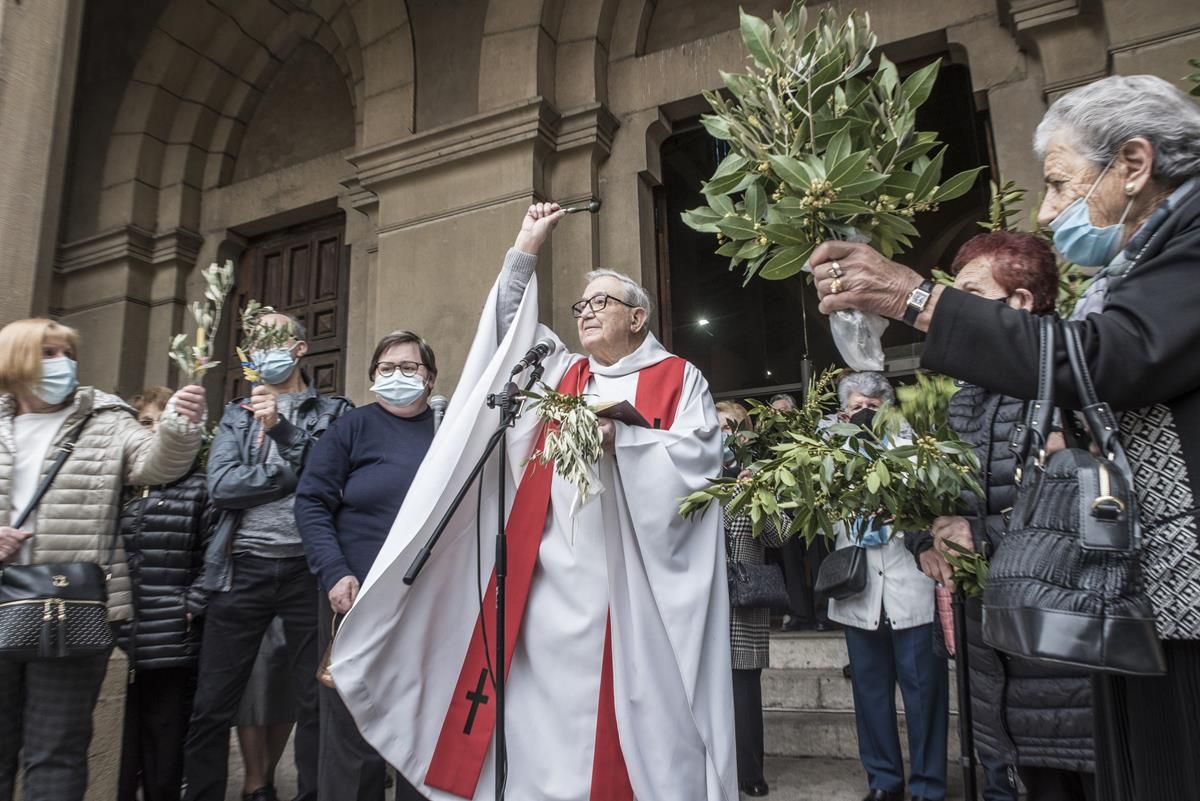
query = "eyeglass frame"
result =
(570, 292, 640, 319)
(372, 360, 429, 378)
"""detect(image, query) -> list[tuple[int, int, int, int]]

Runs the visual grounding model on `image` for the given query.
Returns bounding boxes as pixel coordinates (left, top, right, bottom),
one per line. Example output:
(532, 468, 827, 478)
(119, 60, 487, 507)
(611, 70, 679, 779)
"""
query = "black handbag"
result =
(982, 318, 1166, 676)
(727, 561, 790, 610)
(815, 545, 867, 600)
(0, 414, 114, 660)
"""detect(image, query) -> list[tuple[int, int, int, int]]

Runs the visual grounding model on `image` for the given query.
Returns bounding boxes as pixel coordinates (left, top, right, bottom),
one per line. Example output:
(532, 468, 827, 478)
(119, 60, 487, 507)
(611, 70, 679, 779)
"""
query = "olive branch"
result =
(524, 386, 605, 518)
(168, 260, 235, 379)
(682, 1, 985, 283)
(680, 368, 982, 545)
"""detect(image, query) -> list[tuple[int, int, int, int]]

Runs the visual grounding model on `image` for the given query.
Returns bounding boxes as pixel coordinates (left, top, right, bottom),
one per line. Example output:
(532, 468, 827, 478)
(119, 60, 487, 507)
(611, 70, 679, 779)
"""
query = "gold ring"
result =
(830, 277, 844, 294)
(829, 261, 844, 279)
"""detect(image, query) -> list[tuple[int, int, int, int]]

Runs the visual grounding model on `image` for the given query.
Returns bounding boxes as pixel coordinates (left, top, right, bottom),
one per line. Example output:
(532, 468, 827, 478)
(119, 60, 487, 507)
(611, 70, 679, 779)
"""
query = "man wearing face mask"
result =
(294, 330, 438, 801)
(826, 372, 948, 801)
(183, 314, 352, 801)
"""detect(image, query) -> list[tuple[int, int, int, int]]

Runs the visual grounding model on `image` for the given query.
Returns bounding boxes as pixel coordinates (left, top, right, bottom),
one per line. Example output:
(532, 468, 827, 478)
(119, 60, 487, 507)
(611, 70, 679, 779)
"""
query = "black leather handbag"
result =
(814, 544, 867, 601)
(727, 560, 790, 610)
(0, 414, 114, 660)
(982, 318, 1166, 676)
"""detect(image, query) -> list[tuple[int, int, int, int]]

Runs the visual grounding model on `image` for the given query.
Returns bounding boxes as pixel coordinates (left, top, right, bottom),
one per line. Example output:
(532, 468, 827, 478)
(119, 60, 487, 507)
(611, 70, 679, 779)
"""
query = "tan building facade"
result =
(2, 0, 1198, 403)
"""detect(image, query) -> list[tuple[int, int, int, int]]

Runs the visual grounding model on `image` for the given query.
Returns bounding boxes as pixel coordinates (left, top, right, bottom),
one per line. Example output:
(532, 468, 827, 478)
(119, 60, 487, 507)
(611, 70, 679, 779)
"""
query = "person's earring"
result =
(1125, 182, 1136, 195)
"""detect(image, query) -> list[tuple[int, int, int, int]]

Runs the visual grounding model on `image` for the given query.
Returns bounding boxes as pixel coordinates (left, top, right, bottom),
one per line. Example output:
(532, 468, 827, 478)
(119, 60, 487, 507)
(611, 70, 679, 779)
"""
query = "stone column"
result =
(0, 0, 85, 321)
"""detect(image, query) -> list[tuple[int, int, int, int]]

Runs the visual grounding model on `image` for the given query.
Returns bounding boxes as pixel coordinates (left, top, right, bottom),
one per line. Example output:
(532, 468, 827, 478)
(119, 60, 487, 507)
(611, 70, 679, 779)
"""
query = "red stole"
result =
(425, 355, 687, 799)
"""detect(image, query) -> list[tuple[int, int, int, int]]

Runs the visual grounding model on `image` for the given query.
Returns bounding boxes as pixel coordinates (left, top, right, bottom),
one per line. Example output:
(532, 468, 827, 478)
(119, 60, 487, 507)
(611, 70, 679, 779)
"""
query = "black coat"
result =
(115, 469, 214, 671)
(922, 185, 1200, 640)
(912, 384, 1095, 771)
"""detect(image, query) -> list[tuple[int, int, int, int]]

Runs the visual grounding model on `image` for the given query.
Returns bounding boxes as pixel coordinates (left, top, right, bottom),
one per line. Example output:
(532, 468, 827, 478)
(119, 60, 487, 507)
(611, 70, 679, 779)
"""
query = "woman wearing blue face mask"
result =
(294, 330, 438, 801)
(806, 74, 1200, 801)
(0, 318, 205, 801)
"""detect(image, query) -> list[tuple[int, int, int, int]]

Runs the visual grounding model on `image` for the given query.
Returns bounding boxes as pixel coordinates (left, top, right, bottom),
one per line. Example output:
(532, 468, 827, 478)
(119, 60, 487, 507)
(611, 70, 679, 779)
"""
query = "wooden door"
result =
(222, 215, 349, 402)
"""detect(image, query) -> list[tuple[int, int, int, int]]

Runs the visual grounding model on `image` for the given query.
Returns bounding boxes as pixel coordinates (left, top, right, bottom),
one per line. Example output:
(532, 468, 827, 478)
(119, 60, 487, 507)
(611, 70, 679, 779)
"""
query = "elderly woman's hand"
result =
(810, 240, 934, 326)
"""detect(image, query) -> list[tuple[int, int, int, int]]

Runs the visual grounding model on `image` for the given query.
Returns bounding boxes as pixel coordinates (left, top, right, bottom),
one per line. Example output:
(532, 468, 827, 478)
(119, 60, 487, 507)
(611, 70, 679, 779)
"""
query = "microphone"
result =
(510, 337, 556, 377)
(563, 199, 601, 215)
(429, 395, 448, 430)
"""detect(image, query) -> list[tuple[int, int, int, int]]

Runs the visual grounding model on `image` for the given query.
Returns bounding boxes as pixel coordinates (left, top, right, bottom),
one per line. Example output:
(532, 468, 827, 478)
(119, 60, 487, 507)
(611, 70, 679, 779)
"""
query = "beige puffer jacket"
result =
(0, 387, 202, 620)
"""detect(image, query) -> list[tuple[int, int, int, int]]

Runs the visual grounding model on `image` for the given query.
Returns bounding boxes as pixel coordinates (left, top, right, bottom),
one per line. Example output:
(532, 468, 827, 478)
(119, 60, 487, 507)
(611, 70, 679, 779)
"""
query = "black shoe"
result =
(780, 619, 808, 632)
(242, 787, 276, 801)
(740, 780, 769, 796)
(815, 620, 841, 632)
(862, 789, 903, 801)
(842, 663, 852, 679)
(910, 797, 937, 801)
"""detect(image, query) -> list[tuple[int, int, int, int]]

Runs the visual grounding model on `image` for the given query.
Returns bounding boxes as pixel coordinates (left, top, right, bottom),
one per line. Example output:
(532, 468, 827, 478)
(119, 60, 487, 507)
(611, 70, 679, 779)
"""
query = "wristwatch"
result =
(903, 279, 935, 326)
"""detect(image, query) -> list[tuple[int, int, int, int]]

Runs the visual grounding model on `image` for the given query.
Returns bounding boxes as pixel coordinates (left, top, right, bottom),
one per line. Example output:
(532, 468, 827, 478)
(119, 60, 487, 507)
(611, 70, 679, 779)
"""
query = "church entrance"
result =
(222, 214, 350, 401)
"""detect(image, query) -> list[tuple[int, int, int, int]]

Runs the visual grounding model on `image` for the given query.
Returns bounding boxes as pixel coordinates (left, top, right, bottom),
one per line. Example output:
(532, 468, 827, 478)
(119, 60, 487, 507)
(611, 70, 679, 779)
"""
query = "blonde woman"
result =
(0, 318, 204, 801)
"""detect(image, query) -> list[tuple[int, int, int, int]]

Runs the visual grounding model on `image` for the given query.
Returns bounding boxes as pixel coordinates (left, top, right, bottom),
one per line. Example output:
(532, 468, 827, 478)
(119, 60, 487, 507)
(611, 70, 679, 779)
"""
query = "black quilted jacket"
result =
(115, 469, 214, 671)
(910, 383, 1094, 771)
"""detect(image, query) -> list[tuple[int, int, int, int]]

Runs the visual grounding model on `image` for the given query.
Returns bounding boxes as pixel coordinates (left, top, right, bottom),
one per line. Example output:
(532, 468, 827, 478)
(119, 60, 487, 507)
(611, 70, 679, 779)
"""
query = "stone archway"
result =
(55, 0, 415, 396)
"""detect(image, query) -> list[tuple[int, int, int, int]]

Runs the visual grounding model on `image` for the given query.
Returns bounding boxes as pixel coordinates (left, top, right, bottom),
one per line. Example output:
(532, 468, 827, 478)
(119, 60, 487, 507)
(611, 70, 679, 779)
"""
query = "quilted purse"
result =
(727, 560, 790, 610)
(0, 413, 115, 660)
(982, 318, 1165, 675)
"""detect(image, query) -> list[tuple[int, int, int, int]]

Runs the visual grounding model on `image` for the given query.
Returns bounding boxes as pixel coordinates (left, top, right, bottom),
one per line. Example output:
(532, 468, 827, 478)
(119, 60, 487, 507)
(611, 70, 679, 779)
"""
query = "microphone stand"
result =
(404, 362, 546, 801)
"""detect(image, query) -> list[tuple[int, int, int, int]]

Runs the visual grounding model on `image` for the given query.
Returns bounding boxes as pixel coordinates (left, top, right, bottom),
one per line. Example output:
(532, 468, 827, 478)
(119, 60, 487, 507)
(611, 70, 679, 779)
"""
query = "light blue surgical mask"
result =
(722, 433, 737, 467)
(254, 348, 298, 385)
(371, 373, 427, 408)
(1049, 161, 1135, 267)
(36, 356, 79, 405)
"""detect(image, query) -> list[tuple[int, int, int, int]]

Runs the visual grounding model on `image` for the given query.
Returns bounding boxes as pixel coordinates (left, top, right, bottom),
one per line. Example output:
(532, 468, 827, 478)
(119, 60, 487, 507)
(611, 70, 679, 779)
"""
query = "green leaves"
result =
(681, 1, 985, 285)
(679, 367, 984, 544)
(760, 245, 813, 280)
(739, 8, 774, 68)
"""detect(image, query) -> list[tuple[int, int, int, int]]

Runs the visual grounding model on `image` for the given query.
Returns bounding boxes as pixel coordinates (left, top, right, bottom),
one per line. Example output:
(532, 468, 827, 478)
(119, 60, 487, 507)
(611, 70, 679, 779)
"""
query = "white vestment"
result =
(330, 271, 737, 801)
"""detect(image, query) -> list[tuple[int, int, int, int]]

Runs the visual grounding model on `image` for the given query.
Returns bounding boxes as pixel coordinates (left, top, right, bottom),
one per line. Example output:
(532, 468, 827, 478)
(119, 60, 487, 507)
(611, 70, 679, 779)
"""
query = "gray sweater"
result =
(236, 392, 306, 559)
(497, 248, 538, 344)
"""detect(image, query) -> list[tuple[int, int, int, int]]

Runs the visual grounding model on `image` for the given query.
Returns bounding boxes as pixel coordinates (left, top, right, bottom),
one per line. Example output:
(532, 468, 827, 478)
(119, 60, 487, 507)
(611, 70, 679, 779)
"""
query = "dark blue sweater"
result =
(295, 402, 435, 592)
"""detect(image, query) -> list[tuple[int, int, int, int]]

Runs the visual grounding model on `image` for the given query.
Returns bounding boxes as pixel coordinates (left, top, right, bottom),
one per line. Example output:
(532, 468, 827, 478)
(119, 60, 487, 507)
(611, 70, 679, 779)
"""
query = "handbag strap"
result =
(1014, 315, 1057, 466)
(1062, 323, 1135, 479)
(12, 413, 91, 530)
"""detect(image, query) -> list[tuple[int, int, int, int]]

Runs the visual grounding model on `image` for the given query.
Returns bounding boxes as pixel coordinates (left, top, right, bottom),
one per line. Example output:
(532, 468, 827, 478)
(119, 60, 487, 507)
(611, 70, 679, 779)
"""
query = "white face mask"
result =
(35, 356, 79, 405)
(371, 373, 427, 408)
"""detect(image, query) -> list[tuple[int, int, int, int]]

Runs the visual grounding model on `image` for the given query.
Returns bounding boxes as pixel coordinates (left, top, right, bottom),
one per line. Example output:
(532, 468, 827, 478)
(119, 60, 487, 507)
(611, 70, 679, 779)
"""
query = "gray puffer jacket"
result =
(0, 387, 202, 621)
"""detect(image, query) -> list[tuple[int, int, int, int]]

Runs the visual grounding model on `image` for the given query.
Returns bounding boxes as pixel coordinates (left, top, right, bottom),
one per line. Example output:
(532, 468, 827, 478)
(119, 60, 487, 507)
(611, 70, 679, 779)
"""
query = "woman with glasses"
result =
(294, 330, 439, 801)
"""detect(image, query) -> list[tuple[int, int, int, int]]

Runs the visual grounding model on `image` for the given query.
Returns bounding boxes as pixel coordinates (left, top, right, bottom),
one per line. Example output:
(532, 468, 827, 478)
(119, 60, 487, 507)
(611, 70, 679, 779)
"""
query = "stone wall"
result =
(3, 0, 1194, 399)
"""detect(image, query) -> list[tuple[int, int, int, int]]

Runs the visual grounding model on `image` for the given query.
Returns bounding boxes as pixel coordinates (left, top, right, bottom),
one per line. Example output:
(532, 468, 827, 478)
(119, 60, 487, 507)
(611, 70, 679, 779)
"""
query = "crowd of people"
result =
(0, 71, 1198, 801)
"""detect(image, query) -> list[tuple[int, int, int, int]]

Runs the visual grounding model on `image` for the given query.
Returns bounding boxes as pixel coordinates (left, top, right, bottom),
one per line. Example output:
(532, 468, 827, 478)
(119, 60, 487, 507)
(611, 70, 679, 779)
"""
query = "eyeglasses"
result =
(570, 293, 639, 319)
(374, 360, 427, 378)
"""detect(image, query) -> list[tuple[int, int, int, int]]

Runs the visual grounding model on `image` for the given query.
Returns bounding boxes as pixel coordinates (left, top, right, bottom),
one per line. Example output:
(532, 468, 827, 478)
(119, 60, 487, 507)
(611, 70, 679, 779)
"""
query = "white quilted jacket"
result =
(0, 387, 202, 620)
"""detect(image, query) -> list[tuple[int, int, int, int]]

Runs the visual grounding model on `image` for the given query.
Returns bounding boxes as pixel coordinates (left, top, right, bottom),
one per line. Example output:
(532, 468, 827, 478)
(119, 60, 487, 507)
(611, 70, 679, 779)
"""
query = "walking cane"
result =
(950, 588, 979, 801)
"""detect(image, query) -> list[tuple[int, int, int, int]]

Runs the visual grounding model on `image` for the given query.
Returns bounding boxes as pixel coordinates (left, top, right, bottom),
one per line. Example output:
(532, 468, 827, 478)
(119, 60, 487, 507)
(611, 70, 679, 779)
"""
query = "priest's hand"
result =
(598, 418, 616, 454)
(329, 575, 360, 614)
(514, 202, 567, 255)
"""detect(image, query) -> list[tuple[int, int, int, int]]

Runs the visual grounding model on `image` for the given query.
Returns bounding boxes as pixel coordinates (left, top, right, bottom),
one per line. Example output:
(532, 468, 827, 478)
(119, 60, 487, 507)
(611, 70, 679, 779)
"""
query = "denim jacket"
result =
(202, 383, 352, 592)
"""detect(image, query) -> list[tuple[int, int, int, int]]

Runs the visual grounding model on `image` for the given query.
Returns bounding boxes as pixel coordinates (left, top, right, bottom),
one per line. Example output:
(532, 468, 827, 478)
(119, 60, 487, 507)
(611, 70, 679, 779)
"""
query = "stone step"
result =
(763, 667, 960, 714)
(769, 630, 850, 670)
(760, 756, 972, 801)
(765, 709, 963, 761)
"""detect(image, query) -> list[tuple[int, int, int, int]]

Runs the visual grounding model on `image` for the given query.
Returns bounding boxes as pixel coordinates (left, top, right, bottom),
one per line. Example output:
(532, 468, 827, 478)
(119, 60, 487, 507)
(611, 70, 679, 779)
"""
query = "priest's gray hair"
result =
(1034, 75, 1200, 184)
(585, 269, 654, 318)
(838, 371, 894, 408)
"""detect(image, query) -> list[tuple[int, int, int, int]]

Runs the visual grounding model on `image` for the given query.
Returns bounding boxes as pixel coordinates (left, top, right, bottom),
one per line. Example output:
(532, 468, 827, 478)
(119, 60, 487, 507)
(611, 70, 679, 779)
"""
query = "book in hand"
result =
(591, 400, 650, 429)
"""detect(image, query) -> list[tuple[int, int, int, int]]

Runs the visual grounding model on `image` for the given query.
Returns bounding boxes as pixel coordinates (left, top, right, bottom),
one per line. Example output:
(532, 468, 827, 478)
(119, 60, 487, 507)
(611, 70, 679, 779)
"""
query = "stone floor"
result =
(224, 743, 975, 801)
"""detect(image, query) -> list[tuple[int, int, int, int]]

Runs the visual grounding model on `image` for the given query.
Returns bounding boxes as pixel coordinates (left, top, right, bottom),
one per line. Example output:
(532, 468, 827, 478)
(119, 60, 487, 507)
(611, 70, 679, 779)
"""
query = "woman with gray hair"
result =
(807, 74, 1200, 800)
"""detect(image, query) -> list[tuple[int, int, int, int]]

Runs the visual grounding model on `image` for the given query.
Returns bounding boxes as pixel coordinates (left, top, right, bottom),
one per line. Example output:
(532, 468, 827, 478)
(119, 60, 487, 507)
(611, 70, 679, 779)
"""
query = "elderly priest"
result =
(329, 202, 736, 801)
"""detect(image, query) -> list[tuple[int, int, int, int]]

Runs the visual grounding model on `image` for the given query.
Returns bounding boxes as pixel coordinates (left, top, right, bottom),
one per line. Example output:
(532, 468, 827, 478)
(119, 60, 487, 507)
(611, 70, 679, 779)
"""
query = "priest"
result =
(329, 202, 737, 801)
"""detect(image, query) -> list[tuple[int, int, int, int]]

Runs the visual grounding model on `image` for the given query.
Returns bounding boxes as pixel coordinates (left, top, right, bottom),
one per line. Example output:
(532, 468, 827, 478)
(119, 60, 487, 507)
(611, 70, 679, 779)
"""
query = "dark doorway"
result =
(222, 214, 350, 401)
(657, 60, 992, 400)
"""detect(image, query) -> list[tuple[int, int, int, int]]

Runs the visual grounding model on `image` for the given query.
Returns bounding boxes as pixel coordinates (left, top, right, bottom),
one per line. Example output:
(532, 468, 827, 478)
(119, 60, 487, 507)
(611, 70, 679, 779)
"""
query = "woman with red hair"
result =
(909, 232, 1097, 801)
